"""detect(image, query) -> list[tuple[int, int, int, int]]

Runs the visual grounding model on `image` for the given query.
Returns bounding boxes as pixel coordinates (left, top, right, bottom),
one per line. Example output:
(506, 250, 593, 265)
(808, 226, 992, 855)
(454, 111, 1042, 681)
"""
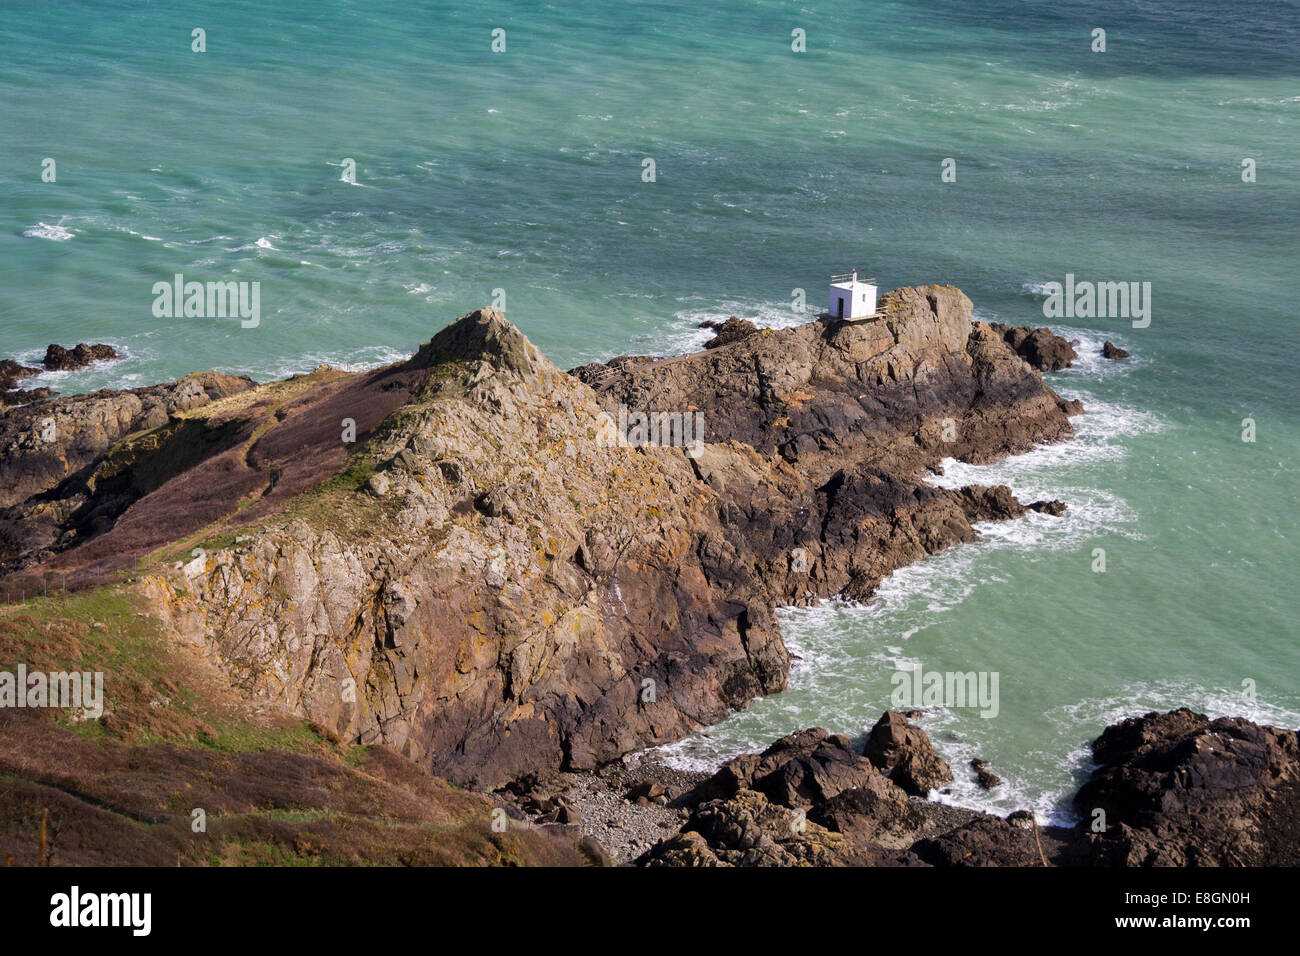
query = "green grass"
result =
(0, 585, 342, 757)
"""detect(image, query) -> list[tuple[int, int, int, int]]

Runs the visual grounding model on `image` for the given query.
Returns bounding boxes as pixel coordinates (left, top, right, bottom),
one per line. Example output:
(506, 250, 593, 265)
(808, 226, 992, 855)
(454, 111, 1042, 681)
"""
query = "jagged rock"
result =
(0, 359, 42, 390)
(642, 711, 1300, 867)
(0, 386, 57, 407)
(643, 788, 861, 866)
(641, 830, 727, 867)
(365, 472, 391, 497)
(0, 359, 49, 407)
(911, 814, 1051, 866)
(971, 758, 1002, 789)
(955, 484, 1026, 521)
(641, 722, 1065, 866)
(701, 316, 758, 349)
(694, 727, 888, 809)
(1028, 499, 1067, 516)
(1071, 708, 1300, 866)
(42, 343, 119, 371)
(1101, 341, 1130, 360)
(988, 323, 1077, 372)
(865, 711, 954, 796)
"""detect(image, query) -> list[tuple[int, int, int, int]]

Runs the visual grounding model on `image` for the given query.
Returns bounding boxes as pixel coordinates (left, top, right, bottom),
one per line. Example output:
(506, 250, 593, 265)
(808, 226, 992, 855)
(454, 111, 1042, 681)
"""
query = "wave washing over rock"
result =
(1, 286, 1294, 866)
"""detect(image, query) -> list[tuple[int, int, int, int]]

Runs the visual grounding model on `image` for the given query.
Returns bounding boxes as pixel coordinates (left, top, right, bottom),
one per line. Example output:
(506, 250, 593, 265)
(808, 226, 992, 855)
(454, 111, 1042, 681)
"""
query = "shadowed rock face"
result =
(1, 290, 1082, 789)
(1070, 709, 1300, 866)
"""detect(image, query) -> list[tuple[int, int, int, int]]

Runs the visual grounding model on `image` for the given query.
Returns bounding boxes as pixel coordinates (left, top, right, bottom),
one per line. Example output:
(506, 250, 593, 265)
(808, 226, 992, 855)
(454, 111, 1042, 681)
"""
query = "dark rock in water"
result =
(865, 711, 954, 796)
(971, 758, 1002, 790)
(42, 342, 119, 371)
(987, 322, 1077, 372)
(0, 359, 42, 390)
(955, 484, 1026, 521)
(1028, 499, 1067, 516)
(1, 359, 49, 405)
(0, 386, 57, 407)
(1071, 708, 1300, 866)
(701, 315, 758, 349)
(1101, 341, 1130, 360)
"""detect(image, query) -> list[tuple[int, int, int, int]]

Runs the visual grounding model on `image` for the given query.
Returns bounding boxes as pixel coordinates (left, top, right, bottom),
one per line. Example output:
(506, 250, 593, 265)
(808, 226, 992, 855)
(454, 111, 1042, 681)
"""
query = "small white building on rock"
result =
(828, 269, 877, 319)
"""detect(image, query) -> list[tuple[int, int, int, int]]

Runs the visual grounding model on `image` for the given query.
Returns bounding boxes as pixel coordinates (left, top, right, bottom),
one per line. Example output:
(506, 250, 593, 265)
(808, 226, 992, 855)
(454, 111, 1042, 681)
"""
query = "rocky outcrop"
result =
(700, 316, 758, 349)
(0, 372, 257, 574)
(1070, 709, 1300, 865)
(0, 360, 41, 391)
(640, 719, 1063, 866)
(988, 322, 1077, 372)
(693, 727, 886, 808)
(865, 710, 954, 796)
(0, 360, 48, 407)
(971, 758, 1002, 790)
(42, 343, 119, 371)
(640, 709, 1300, 867)
(2, 289, 1082, 789)
(1102, 341, 1130, 360)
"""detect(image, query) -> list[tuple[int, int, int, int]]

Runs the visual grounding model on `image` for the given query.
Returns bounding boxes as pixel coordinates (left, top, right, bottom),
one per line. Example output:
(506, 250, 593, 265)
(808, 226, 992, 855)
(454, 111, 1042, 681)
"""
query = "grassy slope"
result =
(0, 587, 598, 867)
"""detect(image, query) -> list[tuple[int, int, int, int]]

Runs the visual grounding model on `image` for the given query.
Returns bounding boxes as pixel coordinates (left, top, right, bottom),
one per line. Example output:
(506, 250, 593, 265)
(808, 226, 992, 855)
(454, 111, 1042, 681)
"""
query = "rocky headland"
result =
(2, 286, 1293, 866)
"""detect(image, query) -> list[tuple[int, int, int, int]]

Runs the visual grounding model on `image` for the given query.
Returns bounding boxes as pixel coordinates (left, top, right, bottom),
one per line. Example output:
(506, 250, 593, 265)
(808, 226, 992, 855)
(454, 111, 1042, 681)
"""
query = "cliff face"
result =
(1, 288, 1081, 789)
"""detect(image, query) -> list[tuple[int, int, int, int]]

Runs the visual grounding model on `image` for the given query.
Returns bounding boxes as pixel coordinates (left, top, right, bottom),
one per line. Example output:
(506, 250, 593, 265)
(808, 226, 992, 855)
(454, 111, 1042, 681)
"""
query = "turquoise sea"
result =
(3, 1, 1297, 821)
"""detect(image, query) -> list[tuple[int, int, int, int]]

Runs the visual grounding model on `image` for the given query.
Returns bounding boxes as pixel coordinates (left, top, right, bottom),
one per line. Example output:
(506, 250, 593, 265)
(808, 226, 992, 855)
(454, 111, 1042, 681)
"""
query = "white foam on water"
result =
(22, 220, 75, 241)
(647, 297, 811, 356)
(225, 236, 279, 252)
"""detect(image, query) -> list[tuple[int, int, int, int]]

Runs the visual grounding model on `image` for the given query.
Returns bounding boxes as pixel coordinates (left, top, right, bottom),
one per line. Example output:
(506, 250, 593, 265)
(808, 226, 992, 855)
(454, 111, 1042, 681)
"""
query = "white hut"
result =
(828, 269, 877, 319)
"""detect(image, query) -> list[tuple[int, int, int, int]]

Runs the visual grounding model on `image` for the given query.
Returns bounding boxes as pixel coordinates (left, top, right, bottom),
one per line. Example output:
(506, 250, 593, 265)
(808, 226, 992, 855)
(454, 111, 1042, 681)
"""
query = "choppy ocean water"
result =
(3, 0, 1297, 819)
